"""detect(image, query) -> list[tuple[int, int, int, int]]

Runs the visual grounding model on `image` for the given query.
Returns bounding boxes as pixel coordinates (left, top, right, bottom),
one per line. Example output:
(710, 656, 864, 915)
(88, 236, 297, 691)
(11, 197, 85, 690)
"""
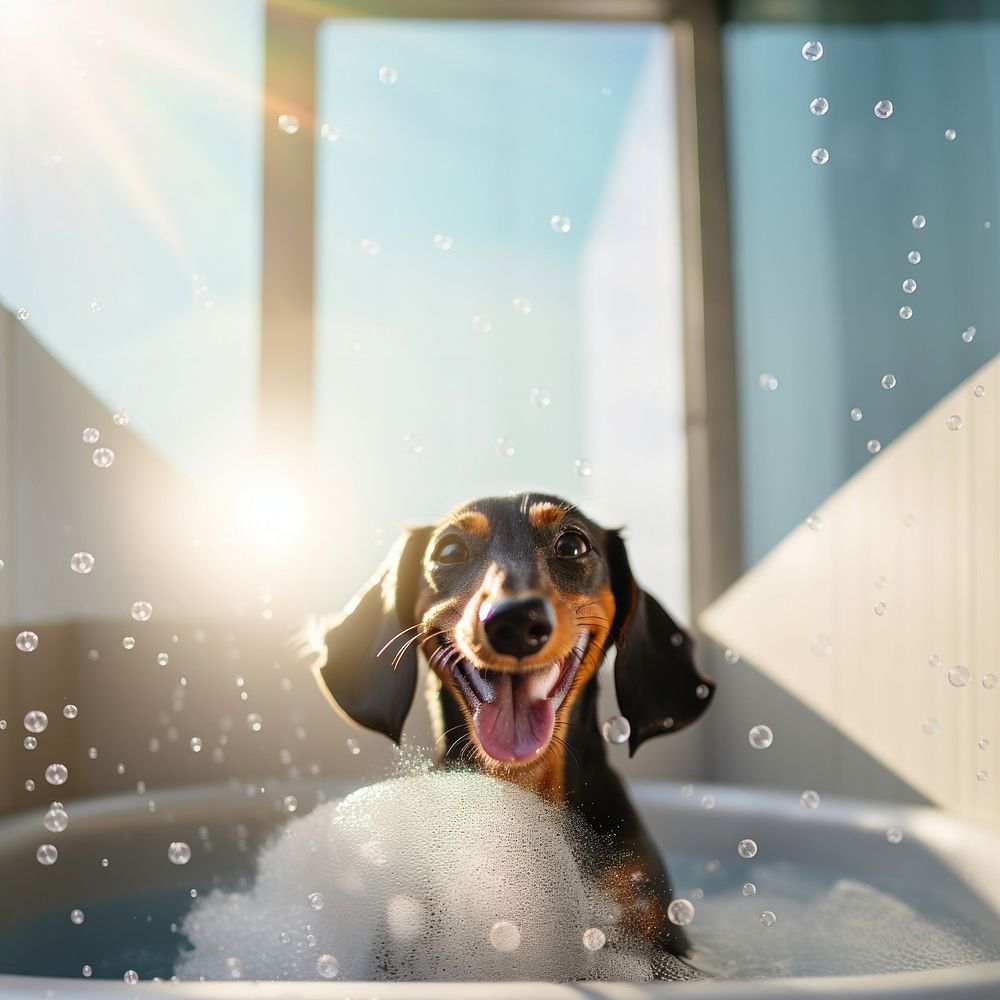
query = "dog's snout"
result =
(481, 596, 555, 659)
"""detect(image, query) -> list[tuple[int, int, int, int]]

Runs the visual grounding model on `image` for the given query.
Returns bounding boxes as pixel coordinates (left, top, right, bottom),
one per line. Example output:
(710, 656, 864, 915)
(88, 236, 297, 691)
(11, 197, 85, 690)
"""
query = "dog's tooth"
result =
(465, 663, 496, 703)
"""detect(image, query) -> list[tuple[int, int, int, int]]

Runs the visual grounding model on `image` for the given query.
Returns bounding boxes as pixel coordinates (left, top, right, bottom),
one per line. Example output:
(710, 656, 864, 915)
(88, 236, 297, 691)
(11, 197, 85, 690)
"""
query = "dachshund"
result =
(314, 493, 715, 959)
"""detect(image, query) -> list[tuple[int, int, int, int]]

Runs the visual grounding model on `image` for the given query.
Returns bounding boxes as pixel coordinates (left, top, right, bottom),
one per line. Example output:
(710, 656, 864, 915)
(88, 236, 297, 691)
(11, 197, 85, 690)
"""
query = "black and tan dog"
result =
(315, 493, 715, 957)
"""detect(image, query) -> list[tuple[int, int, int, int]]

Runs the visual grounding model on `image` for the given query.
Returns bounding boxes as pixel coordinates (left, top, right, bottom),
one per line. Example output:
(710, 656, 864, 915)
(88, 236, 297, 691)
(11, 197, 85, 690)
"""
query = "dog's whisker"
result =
(376, 622, 426, 659)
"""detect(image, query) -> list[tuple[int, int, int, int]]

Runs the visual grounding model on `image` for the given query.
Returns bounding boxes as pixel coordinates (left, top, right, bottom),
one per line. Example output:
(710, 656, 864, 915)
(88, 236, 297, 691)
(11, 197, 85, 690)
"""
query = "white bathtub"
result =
(0, 780, 997, 999)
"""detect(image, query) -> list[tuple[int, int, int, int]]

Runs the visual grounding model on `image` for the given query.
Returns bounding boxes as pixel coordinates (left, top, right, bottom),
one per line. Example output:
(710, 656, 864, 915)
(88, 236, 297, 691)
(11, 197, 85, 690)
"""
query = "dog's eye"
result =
(432, 537, 469, 564)
(554, 531, 590, 559)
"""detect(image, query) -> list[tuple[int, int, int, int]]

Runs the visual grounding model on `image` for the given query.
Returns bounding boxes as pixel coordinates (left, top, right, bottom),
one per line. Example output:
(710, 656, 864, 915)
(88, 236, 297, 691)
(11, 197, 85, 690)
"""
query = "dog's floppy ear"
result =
(316, 526, 432, 744)
(605, 529, 715, 756)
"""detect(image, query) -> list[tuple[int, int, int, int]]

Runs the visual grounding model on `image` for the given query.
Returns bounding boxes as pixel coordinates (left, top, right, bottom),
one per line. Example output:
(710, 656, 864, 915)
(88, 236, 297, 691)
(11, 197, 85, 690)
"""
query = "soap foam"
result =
(176, 763, 698, 982)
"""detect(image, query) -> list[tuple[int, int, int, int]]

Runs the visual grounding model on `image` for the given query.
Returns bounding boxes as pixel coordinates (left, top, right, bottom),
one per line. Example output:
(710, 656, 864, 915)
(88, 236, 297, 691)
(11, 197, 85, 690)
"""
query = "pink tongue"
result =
(474, 664, 560, 762)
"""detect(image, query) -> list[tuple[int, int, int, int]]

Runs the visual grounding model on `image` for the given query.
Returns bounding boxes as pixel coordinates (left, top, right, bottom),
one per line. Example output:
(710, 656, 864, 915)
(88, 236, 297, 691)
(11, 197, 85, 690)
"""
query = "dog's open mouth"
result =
(443, 632, 590, 763)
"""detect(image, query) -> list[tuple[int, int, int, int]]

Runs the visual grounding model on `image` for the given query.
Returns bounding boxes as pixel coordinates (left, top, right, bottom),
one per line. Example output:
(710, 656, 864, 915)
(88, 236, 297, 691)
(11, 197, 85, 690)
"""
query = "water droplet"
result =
(101, 857, 109, 868)
(742, 882, 757, 896)
(319, 123, 340, 142)
(123, 970, 139, 985)
(112, 408, 129, 426)
(378, 66, 398, 85)
(809, 97, 829, 116)
(16, 307, 29, 321)
(901, 279, 916, 294)
(874, 602, 889, 616)
(881, 374, 897, 389)
(867, 439, 882, 454)
(738, 839, 758, 859)
(82, 964, 93, 977)
(45, 763, 68, 785)
(922, 717, 941, 736)
(70, 552, 95, 575)
(70, 909, 85, 925)
(402, 433, 423, 455)
(886, 827, 903, 844)
(24, 736, 37, 750)
(759, 910, 777, 927)
(945, 128, 957, 141)
(947, 664, 971, 688)
(130, 601, 152, 622)
(758, 373, 779, 391)
(489, 920, 521, 952)
(974, 384, 986, 398)
(316, 954, 339, 978)
(471, 314, 493, 334)
(529, 386, 551, 407)
(44, 806, 69, 832)
(700, 794, 716, 809)
(283, 795, 297, 813)
(899, 305, 912, 320)
(574, 458, 593, 478)
(982, 673, 998, 690)
(347, 738, 361, 755)
(946, 414, 964, 431)
(800, 789, 820, 810)
(24, 779, 34, 791)
(16, 631, 39, 652)
(360, 238, 380, 256)
(156, 652, 169, 666)
(433, 233, 454, 251)
(512, 297, 533, 315)
(912, 214, 926, 230)
(977, 769, 989, 782)
(582, 927, 606, 951)
(907, 250, 921, 264)
(308, 891, 325, 910)
(810, 147, 829, 166)
(167, 841, 191, 865)
(122, 636, 135, 650)
(24, 710, 48, 734)
(602, 715, 631, 745)
(801, 40, 824, 61)
(962, 326, 976, 343)
(748, 724, 773, 749)
(809, 634, 833, 656)
(806, 514, 823, 531)
(724, 648, 741, 665)
(91, 447, 115, 468)
(979, 738, 991, 750)
(550, 214, 572, 234)
(277, 114, 299, 134)
(667, 898, 695, 925)
(36, 843, 58, 865)
(695, 683, 711, 700)
(247, 713, 263, 733)
(62, 705, 78, 720)
(494, 437, 515, 458)
(873, 99, 894, 119)
(190, 737, 202, 753)
(82, 427, 100, 444)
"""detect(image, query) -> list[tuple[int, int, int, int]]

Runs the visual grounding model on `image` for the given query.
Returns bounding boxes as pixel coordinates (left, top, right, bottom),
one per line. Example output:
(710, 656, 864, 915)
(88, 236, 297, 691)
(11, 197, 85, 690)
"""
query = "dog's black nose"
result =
(481, 597, 555, 659)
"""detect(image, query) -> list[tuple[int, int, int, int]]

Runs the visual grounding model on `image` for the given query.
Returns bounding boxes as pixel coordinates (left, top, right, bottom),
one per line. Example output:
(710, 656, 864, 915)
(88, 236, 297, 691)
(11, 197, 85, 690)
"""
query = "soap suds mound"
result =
(176, 766, 697, 982)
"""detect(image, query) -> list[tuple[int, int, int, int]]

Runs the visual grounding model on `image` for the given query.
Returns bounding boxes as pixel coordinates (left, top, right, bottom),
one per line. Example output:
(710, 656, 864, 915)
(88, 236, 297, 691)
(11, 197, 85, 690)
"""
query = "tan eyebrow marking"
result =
(528, 502, 566, 529)
(453, 511, 490, 536)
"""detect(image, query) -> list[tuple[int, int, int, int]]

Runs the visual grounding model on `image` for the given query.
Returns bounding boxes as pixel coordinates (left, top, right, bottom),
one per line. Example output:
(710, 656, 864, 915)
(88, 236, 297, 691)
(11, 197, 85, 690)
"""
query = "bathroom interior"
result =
(0, 0, 998, 996)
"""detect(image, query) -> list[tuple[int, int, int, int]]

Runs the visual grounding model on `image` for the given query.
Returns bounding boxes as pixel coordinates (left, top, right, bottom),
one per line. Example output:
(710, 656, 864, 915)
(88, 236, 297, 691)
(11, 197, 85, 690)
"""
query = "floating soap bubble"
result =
(122, 636, 135, 650)
(433, 233, 454, 251)
(982, 673, 998, 690)
(874, 602, 888, 616)
(70, 909, 84, 925)
(44, 806, 69, 832)
(87, 747, 98, 759)
(319, 123, 340, 142)
(36, 844, 58, 865)
(695, 684, 711, 700)
(24, 736, 37, 750)
(157, 652, 169, 666)
(758, 373, 778, 391)
(700, 794, 716, 810)
(91, 447, 115, 468)
(800, 790, 820, 810)
(130, 600, 153, 622)
(873, 99, 894, 119)
(738, 839, 758, 859)
(881, 374, 896, 389)
(82, 965, 93, 977)
(907, 250, 921, 264)
(471, 314, 493, 334)
(123, 970, 139, 985)
(308, 891, 325, 910)
(667, 898, 695, 926)
(24, 710, 48, 733)
(582, 927, 606, 951)
(24, 780, 34, 791)
(945, 128, 957, 140)
(16, 307, 29, 321)
(378, 66, 398, 85)
(912, 214, 926, 229)
(360, 239, 380, 257)
(112, 408, 129, 426)
(602, 715, 631, 745)
(247, 713, 263, 733)
(168, 842, 192, 865)
(973, 384, 986, 398)
(948, 665, 971, 687)
(808, 97, 828, 116)
(512, 297, 532, 315)
(82, 427, 100, 444)
(316, 954, 339, 978)
(810, 147, 829, 166)
(759, 910, 777, 927)
(190, 737, 203, 753)
(979, 738, 991, 750)
(899, 306, 912, 320)
(946, 414, 963, 431)
(489, 920, 521, 952)
(70, 552, 94, 574)
(886, 827, 903, 844)
(63, 705, 79, 720)
(748, 724, 773, 749)
(742, 883, 757, 897)
(922, 718, 941, 736)
(962, 326, 976, 343)
(691, 888, 705, 901)
(277, 114, 299, 134)
(801, 40, 823, 61)
(575, 458, 593, 478)
(850, 408, 863, 422)
(901, 279, 916, 294)
(46, 763, 68, 785)
(284, 795, 298, 813)
(347, 738, 361, 755)
(806, 514, 823, 530)
(724, 648, 741, 665)
(550, 215, 572, 234)
(867, 440, 881, 454)
(977, 770, 989, 782)
(495, 437, 516, 458)
(16, 631, 39, 652)
(530, 387, 551, 407)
